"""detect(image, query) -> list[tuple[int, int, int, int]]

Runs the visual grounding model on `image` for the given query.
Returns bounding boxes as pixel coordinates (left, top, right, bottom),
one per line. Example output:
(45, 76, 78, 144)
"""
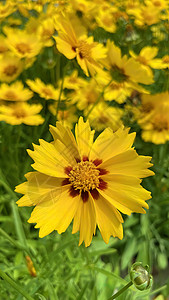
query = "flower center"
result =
(4, 65, 17, 76)
(69, 161, 100, 192)
(16, 43, 31, 55)
(42, 88, 53, 97)
(5, 90, 16, 100)
(77, 40, 92, 59)
(13, 108, 27, 118)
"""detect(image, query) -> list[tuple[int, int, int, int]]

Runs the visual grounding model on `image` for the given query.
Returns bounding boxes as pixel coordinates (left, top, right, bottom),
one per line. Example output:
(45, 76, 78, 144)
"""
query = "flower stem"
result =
(0, 269, 35, 300)
(108, 281, 133, 300)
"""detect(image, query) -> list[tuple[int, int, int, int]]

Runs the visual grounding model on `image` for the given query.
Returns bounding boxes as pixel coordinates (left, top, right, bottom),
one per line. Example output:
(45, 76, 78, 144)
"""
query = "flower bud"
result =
(130, 262, 153, 291)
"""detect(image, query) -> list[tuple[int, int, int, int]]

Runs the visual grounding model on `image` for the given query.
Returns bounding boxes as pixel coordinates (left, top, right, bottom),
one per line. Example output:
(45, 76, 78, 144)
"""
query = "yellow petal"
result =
(75, 116, 95, 159)
(100, 149, 154, 178)
(89, 126, 136, 162)
(28, 189, 80, 238)
(91, 193, 123, 243)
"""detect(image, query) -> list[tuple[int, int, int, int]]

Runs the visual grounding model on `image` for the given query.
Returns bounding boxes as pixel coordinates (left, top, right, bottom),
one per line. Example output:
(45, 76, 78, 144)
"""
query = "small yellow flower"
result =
(86, 102, 124, 131)
(70, 79, 101, 110)
(130, 47, 166, 70)
(137, 93, 169, 144)
(54, 13, 106, 76)
(49, 105, 78, 129)
(5, 29, 42, 58)
(0, 53, 24, 83)
(0, 2, 15, 20)
(62, 70, 86, 90)
(128, 3, 161, 27)
(0, 81, 33, 102)
(37, 18, 55, 47)
(103, 41, 154, 90)
(15, 117, 154, 246)
(95, 4, 117, 33)
(26, 78, 60, 100)
(0, 102, 44, 125)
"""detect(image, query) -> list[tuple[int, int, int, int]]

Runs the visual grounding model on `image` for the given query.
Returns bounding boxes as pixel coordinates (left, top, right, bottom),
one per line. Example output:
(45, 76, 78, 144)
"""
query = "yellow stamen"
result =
(69, 161, 100, 192)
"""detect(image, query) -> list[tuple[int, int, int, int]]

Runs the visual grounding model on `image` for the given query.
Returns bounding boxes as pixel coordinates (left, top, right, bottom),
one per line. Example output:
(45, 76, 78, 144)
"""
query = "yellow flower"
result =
(0, 53, 24, 83)
(0, 81, 33, 102)
(95, 4, 117, 33)
(54, 13, 106, 76)
(0, 2, 15, 20)
(128, 3, 161, 27)
(61, 70, 86, 90)
(130, 47, 166, 70)
(103, 41, 154, 90)
(15, 117, 154, 246)
(0, 102, 44, 125)
(49, 105, 78, 129)
(86, 102, 124, 131)
(70, 79, 101, 110)
(132, 92, 168, 121)
(26, 78, 60, 100)
(144, 0, 168, 11)
(5, 29, 42, 58)
(37, 18, 55, 47)
(140, 100, 169, 144)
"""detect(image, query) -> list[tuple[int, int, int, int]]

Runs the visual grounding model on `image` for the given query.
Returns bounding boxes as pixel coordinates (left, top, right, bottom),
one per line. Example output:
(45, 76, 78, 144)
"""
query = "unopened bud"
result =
(130, 262, 153, 291)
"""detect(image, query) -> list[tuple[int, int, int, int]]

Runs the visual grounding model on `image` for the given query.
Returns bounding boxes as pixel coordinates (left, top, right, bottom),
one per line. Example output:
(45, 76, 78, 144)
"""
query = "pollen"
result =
(69, 161, 100, 192)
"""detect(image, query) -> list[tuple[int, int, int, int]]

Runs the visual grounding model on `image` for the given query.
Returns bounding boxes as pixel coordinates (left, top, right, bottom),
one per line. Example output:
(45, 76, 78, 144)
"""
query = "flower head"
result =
(54, 13, 106, 76)
(26, 78, 60, 100)
(0, 102, 44, 125)
(15, 118, 154, 246)
(0, 81, 33, 102)
(0, 53, 24, 82)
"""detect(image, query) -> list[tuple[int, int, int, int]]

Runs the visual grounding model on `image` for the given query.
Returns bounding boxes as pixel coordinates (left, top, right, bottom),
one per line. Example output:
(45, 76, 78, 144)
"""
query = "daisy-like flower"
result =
(15, 117, 154, 246)
(129, 46, 166, 71)
(61, 70, 86, 91)
(26, 78, 60, 100)
(49, 105, 78, 129)
(54, 13, 106, 76)
(0, 81, 33, 102)
(70, 79, 101, 110)
(5, 29, 42, 59)
(0, 2, 15, 20)
(86, 102, 124, 131)
(0, 53, 24, 83)
(103, 41, 154, 91)
(140, 101, 169, 144)
(135, 92, 169, 144)
(0, 102, 44, 125)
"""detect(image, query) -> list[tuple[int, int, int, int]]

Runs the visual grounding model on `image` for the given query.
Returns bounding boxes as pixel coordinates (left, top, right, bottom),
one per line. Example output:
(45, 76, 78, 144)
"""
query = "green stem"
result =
(108, 281, 133, 300)
(0, 268, 35, 300)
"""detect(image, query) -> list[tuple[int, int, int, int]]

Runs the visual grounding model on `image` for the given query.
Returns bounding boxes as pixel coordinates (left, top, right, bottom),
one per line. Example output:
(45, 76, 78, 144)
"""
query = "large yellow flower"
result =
(15, 117, 154, 247)
(0, 102, 44, 125)
(54, 13, 106, 76)
(0, 81, 33, 102)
